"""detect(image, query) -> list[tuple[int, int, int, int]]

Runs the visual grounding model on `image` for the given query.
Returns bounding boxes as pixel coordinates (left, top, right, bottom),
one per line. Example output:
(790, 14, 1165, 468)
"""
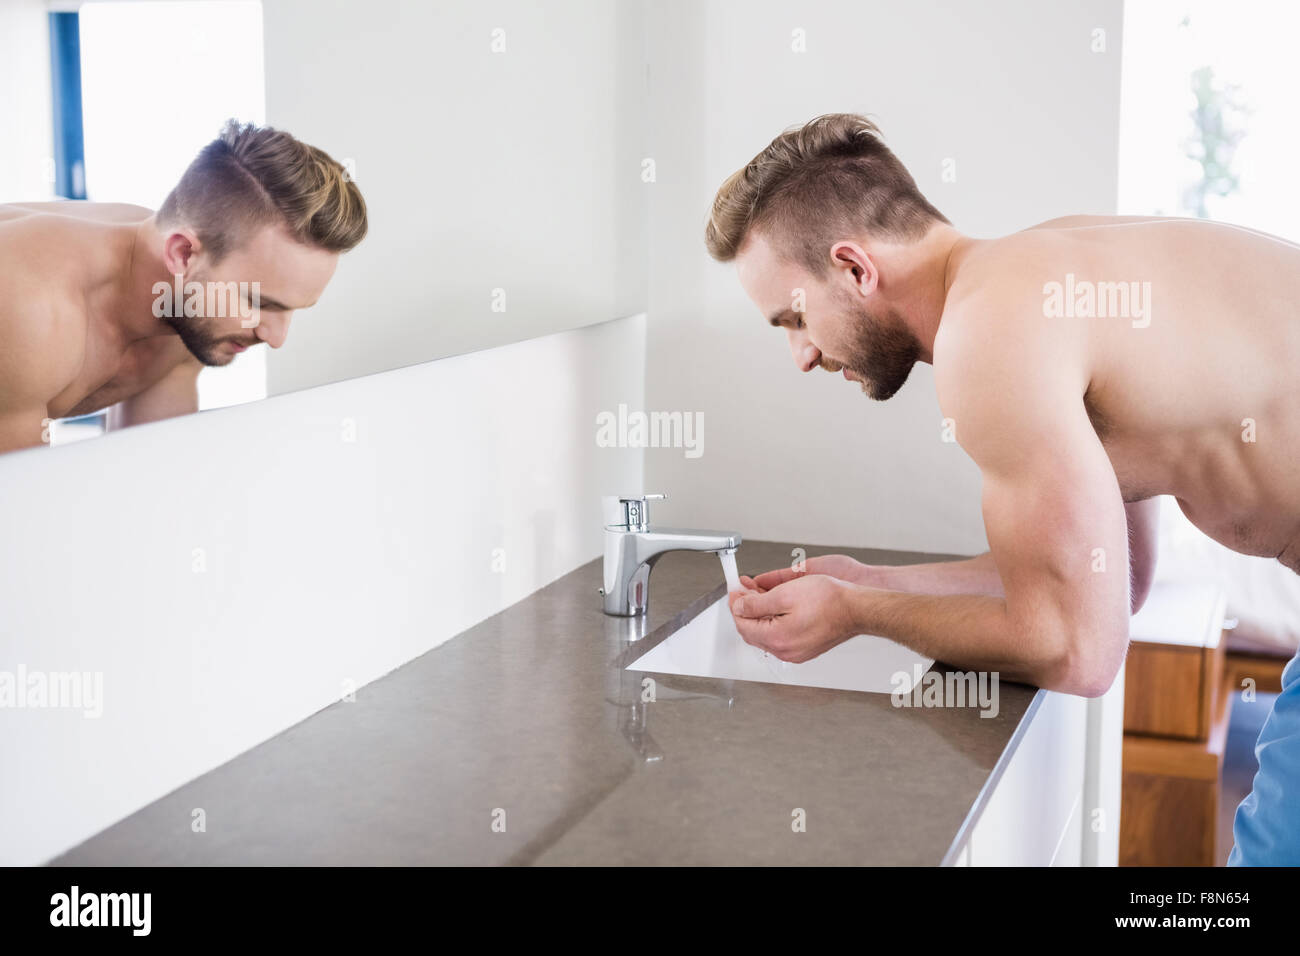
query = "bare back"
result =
(943, 216, 1300, 570)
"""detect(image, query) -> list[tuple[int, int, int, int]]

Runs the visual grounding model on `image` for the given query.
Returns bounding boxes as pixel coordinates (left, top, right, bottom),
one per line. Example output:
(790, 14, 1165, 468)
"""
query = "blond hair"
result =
(157, 119, 367, 262)
(705, 113, 947, 272)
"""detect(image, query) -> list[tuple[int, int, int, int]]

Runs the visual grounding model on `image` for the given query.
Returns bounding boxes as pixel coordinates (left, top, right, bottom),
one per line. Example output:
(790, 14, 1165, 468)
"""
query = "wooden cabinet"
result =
(1124, 630, 1226, 739)
(1119, 582, 1228, 866)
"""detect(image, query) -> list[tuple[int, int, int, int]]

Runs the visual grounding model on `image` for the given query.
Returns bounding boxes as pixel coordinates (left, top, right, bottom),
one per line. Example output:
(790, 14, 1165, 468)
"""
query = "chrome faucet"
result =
(600, 494, 742, 616)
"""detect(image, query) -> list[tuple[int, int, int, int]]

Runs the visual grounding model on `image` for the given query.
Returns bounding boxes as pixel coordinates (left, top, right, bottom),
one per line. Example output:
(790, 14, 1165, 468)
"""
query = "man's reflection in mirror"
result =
(0, 120, 367, 454)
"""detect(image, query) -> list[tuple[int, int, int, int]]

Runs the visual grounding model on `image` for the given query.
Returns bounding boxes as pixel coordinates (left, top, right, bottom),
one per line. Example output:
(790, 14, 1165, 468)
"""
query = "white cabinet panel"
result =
(964, 691, 1088, 866)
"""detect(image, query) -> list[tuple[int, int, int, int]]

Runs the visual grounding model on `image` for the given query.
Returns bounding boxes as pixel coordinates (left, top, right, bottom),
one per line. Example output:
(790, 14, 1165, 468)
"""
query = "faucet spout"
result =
(634, 527, 742, 555)
(600, 495, 741, 616)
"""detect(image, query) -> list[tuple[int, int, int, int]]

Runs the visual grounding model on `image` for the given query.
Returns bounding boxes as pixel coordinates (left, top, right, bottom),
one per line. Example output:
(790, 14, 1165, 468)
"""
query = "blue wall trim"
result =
(48, 11, 86, 200)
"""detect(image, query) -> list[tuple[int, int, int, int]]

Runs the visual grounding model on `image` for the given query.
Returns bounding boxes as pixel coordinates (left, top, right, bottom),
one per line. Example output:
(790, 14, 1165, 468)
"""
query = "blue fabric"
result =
(1229, 646, 1300, 865)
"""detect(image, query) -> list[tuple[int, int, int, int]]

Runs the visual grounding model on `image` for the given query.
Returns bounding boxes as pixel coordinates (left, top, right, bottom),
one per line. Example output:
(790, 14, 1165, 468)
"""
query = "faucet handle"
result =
(604, 493, 667, 531)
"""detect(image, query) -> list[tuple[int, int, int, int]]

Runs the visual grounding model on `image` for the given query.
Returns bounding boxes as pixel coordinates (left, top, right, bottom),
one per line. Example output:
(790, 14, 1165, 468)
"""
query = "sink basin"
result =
(628, 596, 933, 694)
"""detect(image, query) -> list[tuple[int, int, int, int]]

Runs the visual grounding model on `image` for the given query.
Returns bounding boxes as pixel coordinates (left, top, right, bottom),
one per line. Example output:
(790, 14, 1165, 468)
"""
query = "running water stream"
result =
(718, 549, 789, 674)
(719, 549, 742, 593)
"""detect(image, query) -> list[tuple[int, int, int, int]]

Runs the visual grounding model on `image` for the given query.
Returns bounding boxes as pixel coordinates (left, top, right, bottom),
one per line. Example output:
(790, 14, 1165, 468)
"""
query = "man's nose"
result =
(787, 328, 820, 373)
(255, 312, 293, 349)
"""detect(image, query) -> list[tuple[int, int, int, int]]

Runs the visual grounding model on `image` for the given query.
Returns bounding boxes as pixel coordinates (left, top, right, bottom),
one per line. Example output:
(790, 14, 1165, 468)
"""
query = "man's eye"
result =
(795, 317, 805, 330)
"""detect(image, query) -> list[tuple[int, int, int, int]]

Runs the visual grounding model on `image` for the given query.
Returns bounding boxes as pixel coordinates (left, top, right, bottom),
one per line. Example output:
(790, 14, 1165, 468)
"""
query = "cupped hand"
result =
(727, 573, 860, 663)
(740, 553, 869, 594)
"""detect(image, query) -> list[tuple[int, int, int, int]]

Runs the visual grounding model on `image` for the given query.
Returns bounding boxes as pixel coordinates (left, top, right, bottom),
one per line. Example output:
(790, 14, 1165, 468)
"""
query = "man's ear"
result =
(161, 229, 202, 277)
(829, 240, 878, 298)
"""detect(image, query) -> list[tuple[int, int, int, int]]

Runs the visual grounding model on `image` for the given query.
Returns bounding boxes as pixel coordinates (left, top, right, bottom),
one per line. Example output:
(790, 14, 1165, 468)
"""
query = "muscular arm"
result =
(844, 346, 1131, 694)
(105, 356, 202, 430)
(864, 496, 1159, 614)
(0, 301, 65, 455)
(732, 301, 1134, 696)
(0, 329, 49, 453)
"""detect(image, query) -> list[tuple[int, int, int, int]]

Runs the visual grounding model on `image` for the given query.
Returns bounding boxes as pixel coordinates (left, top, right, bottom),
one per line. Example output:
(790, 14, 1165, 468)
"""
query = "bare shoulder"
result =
(933, 236, 1092, 460)
(0, 216, 93, 404)
(0, 200, 154, 224)
(1021, 213, 1184, 231)
(1021, 212, 1299, 251)
(934, 232, 1086, 377)
(0, 282, 85, 410)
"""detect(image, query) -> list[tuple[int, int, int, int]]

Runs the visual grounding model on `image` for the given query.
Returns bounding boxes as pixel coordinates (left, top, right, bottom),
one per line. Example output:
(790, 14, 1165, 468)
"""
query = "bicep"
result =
(0, 321, 55, 454)
(1, 293, 81, 452)
(980, 418, 1131, 646)
(978, 418, 1132, 692)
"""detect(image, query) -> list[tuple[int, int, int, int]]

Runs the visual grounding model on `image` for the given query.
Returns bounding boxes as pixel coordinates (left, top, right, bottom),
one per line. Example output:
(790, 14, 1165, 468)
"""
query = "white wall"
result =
(641, 0, 1124, 555)
(260, 0, 649, 395)
(0, 0, 55, 202)
(0, 314, 645, 865)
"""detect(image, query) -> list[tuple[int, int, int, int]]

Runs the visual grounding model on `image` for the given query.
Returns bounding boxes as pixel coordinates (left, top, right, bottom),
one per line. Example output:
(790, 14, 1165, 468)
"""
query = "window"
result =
(48, 1, 268, 444)
(1119, 0, 1300, 231)
(48, 11, 85, 200)
(1119, 0, 1300, 613)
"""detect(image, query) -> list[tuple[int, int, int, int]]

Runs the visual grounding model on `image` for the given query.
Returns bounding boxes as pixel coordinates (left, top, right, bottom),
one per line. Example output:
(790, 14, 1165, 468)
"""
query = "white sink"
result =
(627, 596, 933, 694)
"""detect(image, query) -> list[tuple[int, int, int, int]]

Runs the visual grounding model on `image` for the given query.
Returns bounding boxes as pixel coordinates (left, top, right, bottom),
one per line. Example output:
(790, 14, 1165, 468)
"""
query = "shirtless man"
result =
(0, 120, 367, 453)
(707, 113, 1299, 865)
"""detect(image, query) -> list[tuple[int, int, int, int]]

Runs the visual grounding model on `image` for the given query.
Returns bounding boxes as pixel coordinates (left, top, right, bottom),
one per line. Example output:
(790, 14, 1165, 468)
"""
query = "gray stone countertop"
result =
(53, 540, 1041, 865)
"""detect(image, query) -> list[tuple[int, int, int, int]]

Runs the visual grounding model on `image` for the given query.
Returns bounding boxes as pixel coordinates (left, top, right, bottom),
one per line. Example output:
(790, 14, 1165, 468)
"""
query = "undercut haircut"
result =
(156, 119, 367, 262)
(706, 113, 948, 273)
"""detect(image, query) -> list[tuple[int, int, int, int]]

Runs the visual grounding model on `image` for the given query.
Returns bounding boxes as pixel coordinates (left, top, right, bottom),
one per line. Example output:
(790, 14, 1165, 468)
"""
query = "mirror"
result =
(0, 0, 646, 453)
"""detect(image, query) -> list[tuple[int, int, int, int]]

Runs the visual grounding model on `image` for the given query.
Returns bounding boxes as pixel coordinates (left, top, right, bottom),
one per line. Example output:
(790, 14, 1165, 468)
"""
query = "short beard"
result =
(160, 268, 238, 367)
(162, 314, 233, 367)
(822, 298, 921, 401)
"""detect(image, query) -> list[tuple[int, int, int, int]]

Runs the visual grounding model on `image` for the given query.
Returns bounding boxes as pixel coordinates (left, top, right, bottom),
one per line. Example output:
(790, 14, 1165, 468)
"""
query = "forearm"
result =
(106, 384, 199, 429)
(846, 586, 1069, 691)
(861, 552, 1004, 598)
(106, 358, 203, 431)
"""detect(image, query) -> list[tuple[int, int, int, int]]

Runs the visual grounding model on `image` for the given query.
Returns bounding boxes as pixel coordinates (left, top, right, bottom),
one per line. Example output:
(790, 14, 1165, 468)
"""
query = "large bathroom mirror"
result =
(0, 0, 647, 451)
